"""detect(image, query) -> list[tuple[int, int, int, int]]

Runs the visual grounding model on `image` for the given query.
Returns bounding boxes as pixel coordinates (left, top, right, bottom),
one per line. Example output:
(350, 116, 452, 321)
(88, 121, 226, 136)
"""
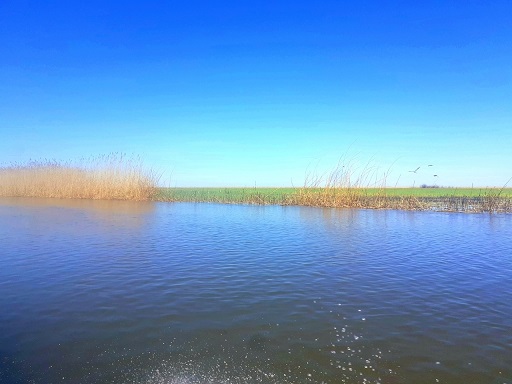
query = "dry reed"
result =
(286, 158, 511, 213)
(0, 153, 160, 201)
(287, 157, 427, 210)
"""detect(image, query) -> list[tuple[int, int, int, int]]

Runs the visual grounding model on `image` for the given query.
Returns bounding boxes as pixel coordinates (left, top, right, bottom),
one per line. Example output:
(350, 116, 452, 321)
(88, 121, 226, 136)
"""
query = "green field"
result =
(157, 187, 512, 202)
(361, 187, 512, 198)
(156, 187, 296, 204)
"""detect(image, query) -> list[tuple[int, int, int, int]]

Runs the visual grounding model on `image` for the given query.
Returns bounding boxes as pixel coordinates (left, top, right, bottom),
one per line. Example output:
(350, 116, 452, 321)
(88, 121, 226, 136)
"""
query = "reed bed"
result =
(284, 159, 512, 213)
(0, 154, 160, 201)
(285, 158, 429, 210)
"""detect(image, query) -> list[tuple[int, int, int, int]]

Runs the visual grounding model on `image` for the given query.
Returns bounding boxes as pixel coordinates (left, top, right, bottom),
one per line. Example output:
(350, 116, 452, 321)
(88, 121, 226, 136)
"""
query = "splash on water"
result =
(132, 303, 395, 384)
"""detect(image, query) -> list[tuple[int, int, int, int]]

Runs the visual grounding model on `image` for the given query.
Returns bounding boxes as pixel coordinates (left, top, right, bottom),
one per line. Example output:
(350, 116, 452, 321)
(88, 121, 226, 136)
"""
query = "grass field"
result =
(358, 187, 512, 198)
(155, 187, 295, 204)
(157, 187, 512, 200)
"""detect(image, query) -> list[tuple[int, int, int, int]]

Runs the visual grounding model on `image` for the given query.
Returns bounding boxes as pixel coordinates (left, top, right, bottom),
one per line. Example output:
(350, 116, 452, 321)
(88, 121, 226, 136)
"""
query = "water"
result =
(1, 198, 511, 384)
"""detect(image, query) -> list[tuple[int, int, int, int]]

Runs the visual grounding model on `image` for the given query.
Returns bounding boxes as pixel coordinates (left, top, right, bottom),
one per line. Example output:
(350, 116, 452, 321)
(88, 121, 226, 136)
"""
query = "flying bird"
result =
(428, 165, 434, 167)
(433, 175, 438, 177)
(408, 167, 420, 173)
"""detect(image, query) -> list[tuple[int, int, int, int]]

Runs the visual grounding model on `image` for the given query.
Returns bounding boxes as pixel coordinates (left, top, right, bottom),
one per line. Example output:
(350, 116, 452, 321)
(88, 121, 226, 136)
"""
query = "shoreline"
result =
(154, 187, 512, 214)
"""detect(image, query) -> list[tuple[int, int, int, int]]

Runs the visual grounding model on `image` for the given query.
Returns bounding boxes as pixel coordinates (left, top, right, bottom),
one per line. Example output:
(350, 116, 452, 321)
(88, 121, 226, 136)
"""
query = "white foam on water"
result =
(140, 365, 292, 384)
(132, 303, 396, 384)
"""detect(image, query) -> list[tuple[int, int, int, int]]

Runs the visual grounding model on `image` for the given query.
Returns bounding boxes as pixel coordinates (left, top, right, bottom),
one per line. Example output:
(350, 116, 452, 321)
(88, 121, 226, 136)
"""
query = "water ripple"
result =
(1, 200, 511, 383)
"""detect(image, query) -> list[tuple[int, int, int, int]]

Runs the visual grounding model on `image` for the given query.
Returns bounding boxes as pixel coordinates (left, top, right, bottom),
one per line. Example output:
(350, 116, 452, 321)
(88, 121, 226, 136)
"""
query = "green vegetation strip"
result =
(157, 187, 512, 202)
(360, 188, 512, 198)
(156, 188, 295, 204)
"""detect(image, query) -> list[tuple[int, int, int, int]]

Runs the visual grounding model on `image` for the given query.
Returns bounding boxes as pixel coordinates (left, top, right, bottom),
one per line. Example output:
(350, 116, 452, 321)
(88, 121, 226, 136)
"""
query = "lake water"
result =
(1, 198, 511, 384)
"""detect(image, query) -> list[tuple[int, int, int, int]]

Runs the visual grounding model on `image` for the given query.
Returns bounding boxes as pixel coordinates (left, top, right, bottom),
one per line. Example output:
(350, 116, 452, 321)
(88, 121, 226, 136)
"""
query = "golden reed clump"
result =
(0, 153, 160, 201)
(287, 157, 427, 210)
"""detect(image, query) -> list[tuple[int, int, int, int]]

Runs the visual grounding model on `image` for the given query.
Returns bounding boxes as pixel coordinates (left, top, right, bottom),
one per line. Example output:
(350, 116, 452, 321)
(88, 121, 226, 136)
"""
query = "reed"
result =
(286, 157, 428, 210)
(0, 153, 160, 201)
(284, 158, 512, 213)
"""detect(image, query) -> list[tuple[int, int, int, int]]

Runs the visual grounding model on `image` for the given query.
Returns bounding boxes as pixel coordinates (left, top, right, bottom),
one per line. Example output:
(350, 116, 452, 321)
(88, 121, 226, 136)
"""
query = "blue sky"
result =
(1, 1, 511, 187)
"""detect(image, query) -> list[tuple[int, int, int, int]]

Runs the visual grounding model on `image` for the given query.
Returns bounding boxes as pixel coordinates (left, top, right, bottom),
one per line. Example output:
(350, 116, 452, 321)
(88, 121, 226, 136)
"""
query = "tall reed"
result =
(0, 153, 160, 201)
(286, 158, 511, 212)
(287, 157, 426, 210)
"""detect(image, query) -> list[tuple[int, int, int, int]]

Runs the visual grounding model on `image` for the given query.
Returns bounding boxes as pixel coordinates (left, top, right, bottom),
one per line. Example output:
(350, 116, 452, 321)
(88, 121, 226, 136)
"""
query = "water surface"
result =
(1, 198, 511, 383)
